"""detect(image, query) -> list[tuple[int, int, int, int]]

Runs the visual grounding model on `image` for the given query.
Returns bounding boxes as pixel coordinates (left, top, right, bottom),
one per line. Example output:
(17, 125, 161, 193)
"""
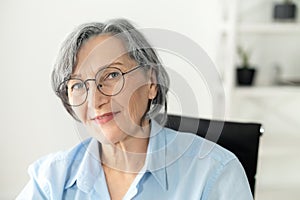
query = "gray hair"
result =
(51, 18, 169, 125)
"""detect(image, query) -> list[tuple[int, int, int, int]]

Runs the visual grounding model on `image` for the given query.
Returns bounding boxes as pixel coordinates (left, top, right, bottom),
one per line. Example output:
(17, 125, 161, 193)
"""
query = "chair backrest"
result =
(159, 114, 263, 196)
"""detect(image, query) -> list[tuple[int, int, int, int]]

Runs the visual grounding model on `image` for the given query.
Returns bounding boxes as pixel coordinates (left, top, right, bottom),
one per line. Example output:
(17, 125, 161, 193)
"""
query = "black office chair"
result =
(156, 114, 263, 197)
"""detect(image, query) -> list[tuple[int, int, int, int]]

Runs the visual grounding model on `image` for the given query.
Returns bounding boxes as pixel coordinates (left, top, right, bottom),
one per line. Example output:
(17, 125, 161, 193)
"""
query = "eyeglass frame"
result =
(56, 64, 145, 107)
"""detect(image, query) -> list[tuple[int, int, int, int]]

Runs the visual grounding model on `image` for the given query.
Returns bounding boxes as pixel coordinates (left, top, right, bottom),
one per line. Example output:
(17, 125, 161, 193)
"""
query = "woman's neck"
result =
(100, 123, 151, 173)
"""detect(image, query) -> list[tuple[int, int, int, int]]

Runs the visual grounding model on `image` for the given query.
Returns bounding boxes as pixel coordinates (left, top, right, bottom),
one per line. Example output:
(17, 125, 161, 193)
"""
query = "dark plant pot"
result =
(273, 3, 297, 20)
(237, 68, 256, 86)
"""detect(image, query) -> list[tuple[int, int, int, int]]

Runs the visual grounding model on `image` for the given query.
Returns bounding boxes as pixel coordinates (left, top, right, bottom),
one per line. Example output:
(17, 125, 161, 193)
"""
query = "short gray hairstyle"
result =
(51, 18, 170, 125)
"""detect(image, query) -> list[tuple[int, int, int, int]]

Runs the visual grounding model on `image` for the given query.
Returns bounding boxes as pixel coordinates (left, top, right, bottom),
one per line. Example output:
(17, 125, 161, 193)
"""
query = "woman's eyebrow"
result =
(94, 61, 124, 71)
(107, 61, 124, 67)
(71, 61, 125, 78)
(70, 74, 82, 78)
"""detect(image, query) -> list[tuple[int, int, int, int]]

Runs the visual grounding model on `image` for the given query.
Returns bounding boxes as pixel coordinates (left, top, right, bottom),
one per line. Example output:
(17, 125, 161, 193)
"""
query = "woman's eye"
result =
(71, 82, 84, 91)
(106, 72, 121, 80)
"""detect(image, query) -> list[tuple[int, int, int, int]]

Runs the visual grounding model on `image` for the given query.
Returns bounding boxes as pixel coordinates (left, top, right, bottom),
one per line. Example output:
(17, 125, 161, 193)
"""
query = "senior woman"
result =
(17, 19, 252, 200)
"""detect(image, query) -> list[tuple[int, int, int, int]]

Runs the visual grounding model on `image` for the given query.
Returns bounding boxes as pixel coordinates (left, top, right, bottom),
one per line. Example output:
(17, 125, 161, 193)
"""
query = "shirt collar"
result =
(65, 138, 102, 193)
(143, 120, 168, 191)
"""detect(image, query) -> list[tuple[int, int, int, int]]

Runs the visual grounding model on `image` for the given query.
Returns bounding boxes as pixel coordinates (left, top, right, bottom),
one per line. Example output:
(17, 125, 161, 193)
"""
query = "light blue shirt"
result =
(17, 121, 253, 200)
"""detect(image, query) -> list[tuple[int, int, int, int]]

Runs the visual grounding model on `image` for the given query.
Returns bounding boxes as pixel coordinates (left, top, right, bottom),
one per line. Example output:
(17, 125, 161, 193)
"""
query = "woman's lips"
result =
(94, 112, 120, 125)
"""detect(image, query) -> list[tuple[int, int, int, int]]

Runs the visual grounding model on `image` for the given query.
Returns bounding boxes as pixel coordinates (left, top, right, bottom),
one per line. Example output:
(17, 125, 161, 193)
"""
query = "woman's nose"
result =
(86, 83, 109, 108)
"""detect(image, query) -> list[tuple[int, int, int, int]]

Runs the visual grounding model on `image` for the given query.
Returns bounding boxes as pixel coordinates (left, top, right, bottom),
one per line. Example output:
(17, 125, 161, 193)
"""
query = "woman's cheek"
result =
(73, 106, 88, 123)
(128, 88, 149, 123)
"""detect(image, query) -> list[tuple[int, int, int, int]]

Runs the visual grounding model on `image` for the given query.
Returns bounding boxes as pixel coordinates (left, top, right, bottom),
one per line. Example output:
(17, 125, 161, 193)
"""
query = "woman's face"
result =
(72, 34, 157, 145)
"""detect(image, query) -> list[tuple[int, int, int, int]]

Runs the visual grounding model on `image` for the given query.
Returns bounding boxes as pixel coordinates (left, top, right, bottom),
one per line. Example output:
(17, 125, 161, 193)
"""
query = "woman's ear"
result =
(148, 68, 158, 100)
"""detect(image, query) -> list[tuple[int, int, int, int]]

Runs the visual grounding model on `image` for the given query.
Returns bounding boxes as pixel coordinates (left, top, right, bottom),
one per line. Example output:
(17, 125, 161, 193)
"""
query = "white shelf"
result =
(238, 22, 300, 34)
(233, 86, 300, 98)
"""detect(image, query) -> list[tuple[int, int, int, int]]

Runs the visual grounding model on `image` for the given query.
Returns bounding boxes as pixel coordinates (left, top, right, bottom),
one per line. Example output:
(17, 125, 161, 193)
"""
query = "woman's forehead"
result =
(74, 35, 135, 75)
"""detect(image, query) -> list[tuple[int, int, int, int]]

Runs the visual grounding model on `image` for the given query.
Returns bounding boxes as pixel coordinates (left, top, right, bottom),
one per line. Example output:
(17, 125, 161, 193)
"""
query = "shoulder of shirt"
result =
(28, 138, 92, 179)
(163, 127, 237, 166)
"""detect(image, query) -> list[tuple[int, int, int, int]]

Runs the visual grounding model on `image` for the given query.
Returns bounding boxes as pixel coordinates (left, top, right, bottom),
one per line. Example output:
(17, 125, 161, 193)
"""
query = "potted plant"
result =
(236, 46, 256, 86)
(273, 0, 298, 21)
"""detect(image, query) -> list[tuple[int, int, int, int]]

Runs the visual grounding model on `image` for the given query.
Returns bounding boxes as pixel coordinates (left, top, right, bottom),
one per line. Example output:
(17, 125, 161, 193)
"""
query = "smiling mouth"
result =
(94, 112, 120, 125)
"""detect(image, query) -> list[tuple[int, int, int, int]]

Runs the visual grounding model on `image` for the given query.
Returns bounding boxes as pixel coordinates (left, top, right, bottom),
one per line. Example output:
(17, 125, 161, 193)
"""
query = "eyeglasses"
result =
(57, 65, 143, 107)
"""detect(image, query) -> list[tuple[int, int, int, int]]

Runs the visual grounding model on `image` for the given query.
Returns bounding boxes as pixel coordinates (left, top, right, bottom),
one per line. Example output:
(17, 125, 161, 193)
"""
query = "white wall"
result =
(0, 0, 223, 198)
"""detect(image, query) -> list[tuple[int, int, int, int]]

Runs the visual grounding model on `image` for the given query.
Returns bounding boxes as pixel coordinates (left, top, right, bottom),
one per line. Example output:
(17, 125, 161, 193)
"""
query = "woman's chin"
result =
(89, 123, 126, 145)
(85, 116, 140, 145)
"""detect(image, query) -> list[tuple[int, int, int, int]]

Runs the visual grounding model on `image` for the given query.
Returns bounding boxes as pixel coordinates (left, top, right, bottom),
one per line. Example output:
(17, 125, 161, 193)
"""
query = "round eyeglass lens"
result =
(65, 79, 88, 106)
(95, 67, 125, 96)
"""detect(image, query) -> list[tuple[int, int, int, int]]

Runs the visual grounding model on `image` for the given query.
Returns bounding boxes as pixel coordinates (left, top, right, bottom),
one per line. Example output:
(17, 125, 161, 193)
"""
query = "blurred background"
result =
(0, 0, 299, 199)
